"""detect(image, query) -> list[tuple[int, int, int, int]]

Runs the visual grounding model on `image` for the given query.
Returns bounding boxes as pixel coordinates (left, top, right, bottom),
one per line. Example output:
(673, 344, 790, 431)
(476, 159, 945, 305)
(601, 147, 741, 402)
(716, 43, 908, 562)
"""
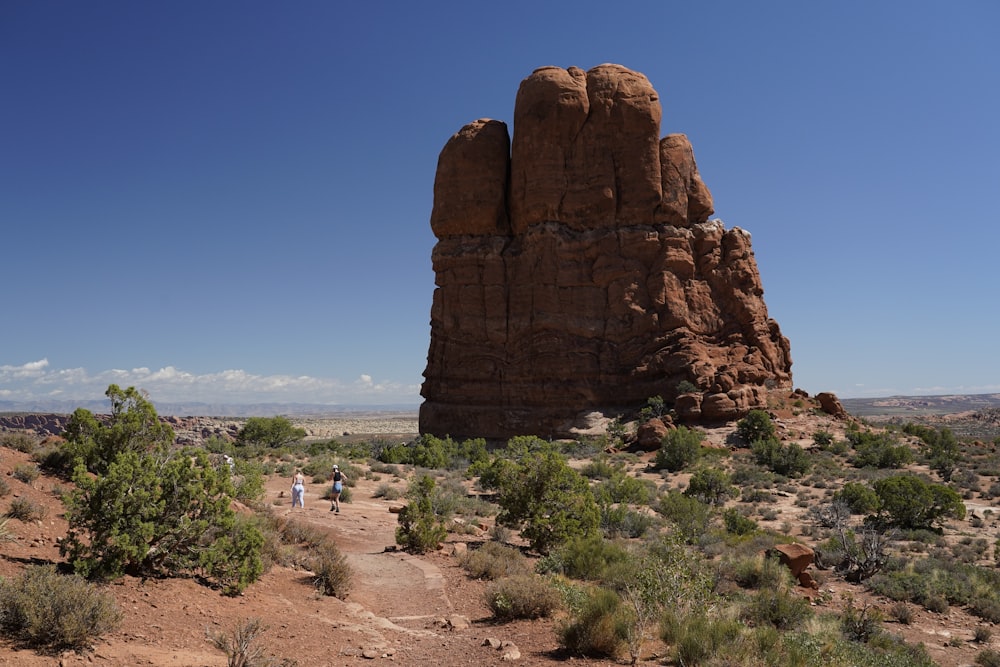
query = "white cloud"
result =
(0, 361, 421, 406)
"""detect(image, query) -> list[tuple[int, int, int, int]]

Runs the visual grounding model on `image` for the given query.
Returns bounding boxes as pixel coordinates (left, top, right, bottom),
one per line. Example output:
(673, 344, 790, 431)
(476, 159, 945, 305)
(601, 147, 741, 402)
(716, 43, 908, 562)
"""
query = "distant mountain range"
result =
(840, 393, 1000, 418)
(5, 393, 1000, 420)
(0, 399, 420, 417)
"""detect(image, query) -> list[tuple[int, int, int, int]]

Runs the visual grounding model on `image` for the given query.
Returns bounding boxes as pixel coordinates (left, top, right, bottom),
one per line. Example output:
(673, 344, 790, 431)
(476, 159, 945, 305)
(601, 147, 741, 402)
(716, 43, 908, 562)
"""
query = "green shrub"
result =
(59, 385, 176, 475)
(308, 541, 353, 599)
(812, 430, 835, 447)
(485, 574, 561, 620)
(723, 508, 758, 536)
(834, 482, 880, 514)
(475, 437, 599, 555)
(395, 475, 448, 554)
(594, 473, 656, 506)
(230, 459, 267, 506)
(660, 610, 743, 667)
(873, 474, 965, 529)
(598, 503, 655, 539)
(653, 426, 704, 472)
(557, 586, 627, 658)
(537, 534, 630, 581)
(0, 565, 122, 650)
(726, 553, 792, 590)
(62, 446, 256, 588)
(737, 410, 776, 444)
(458, 541, 531, 580)
(235, 416, 305, 449)
(655, 491, 712, 541)
(849, 430, 913, 469)
(684, 468, 736, 505)
(198, 513, 266, 595)
(741, 587, 812, 630)
(751, 439, 811, 477)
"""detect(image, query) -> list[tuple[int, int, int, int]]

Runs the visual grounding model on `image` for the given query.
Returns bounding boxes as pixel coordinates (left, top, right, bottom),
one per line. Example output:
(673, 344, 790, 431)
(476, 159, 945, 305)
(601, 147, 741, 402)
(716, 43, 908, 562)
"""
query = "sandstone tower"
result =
(420, 64, 792, 439)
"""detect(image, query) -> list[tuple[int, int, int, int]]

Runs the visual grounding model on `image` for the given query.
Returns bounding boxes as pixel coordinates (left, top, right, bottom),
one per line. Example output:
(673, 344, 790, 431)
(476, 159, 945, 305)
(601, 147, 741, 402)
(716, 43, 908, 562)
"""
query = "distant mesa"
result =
(419, 64, 792, 440)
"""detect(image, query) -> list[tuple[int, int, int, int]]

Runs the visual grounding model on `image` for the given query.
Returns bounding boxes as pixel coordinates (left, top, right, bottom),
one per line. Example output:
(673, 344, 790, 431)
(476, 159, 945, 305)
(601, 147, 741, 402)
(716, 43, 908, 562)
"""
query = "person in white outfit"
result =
(291, 470, 306, 509)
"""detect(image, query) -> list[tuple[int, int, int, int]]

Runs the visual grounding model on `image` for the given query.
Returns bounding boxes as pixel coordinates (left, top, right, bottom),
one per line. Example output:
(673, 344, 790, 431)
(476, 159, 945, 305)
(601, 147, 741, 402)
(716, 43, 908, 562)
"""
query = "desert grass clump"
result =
(458, 541, 531, 580)
(0, 478, 10, 497)
(889, 600, 914, 624)
(1, 432, 39, 454)
(0, 516, 17, 543)
(660, 609, 743, 667)
(208, 617, 295, 667)
(372, 482, 403, 501)
(978, 648, 1000, 667)
(307, 541, 353, 599)
(278, 518, 327, 548)
(5, 497, 46, 522)
(724, 552, 793, 591)
(485, 574, 561, 621)
(557, 586, 627, 659)
(0, 565, 122, 650)
(740, 586, 812, 630)
(12, 463, 40, 485)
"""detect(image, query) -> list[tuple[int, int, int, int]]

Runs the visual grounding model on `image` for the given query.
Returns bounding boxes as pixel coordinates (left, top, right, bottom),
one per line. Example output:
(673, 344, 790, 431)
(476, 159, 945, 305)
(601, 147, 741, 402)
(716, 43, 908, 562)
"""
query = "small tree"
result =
(919, 426, 962, 482)
(476, 437, 599, 555)
(395, 475, 448, 554)
(872, 474, 966, 530)
(654, 426, 703, 472)
(639, 395, 667, 421)
(236, 416, 306, 449)
(736, 409, 775, 445)
(59, 386, 264, 593)
(684, 468, 736, 506)
(61, 384, 175, 474)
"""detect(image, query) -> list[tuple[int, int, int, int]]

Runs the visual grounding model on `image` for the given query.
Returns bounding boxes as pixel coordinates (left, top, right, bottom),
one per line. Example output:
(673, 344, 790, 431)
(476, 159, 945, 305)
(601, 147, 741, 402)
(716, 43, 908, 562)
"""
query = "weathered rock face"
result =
(420, 64, 792, 440)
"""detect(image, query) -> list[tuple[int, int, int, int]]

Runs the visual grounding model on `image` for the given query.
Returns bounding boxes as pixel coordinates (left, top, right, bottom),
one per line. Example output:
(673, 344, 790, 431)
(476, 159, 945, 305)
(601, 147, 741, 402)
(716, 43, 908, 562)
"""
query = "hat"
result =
(333, 465, 339, 470)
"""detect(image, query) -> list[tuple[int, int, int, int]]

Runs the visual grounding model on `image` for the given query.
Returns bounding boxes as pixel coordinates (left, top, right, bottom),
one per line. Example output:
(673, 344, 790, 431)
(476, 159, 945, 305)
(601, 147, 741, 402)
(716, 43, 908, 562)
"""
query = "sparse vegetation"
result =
(0, 565, 122, 650)
(485, 574, 561, 620)
(2, 389, 998, 664)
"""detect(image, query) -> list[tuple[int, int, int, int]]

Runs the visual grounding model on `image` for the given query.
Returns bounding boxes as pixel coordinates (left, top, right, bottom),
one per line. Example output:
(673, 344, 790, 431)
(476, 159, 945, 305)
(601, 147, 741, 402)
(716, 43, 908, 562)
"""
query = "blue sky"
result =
(2, 1, 998, 410)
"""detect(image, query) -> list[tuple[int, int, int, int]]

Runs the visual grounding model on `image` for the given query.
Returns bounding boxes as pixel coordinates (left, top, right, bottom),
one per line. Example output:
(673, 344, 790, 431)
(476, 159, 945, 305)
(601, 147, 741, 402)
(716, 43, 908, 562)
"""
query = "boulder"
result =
(769, 543, 815, 579)
(817, 392, 848, 419)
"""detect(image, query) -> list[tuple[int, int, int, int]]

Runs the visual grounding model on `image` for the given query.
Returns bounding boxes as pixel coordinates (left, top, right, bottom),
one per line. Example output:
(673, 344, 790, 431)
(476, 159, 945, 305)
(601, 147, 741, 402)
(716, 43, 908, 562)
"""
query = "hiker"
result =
(291, 469, 306, 509)
(330, 464, 347, 513)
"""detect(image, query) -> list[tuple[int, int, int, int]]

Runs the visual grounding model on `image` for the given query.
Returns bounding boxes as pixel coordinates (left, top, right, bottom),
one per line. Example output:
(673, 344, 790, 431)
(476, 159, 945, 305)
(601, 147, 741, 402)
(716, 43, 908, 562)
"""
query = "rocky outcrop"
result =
(817, 392, 848, 419)
(420, 64, 792, 440)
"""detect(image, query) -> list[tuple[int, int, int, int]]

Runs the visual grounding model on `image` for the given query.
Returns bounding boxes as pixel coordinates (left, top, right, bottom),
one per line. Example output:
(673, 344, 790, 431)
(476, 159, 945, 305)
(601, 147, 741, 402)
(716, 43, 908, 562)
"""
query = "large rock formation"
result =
(420, 64, 792, 440)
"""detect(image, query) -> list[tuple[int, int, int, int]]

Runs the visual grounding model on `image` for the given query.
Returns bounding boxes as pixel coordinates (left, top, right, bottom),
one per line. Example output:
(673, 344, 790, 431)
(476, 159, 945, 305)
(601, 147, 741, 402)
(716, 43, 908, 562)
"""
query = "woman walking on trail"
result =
(291, 469, 306, 509)
(330, 464, 347, 513)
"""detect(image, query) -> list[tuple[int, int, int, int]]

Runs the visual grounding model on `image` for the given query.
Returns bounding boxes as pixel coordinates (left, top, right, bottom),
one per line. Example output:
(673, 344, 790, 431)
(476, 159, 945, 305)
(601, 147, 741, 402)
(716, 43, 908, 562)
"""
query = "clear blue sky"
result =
(2, 1, 998, 409)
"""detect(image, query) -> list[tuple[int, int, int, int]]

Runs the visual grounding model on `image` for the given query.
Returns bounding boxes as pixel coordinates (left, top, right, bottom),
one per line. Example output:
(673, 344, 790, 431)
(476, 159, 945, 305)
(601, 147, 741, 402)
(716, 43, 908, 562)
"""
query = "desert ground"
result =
(2, 396, 1000, 666)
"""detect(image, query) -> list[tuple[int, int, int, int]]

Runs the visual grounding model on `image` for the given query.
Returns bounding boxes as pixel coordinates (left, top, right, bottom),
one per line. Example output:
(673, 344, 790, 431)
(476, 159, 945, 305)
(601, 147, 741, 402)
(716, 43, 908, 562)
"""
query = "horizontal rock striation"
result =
(420, 64, 792, 439)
